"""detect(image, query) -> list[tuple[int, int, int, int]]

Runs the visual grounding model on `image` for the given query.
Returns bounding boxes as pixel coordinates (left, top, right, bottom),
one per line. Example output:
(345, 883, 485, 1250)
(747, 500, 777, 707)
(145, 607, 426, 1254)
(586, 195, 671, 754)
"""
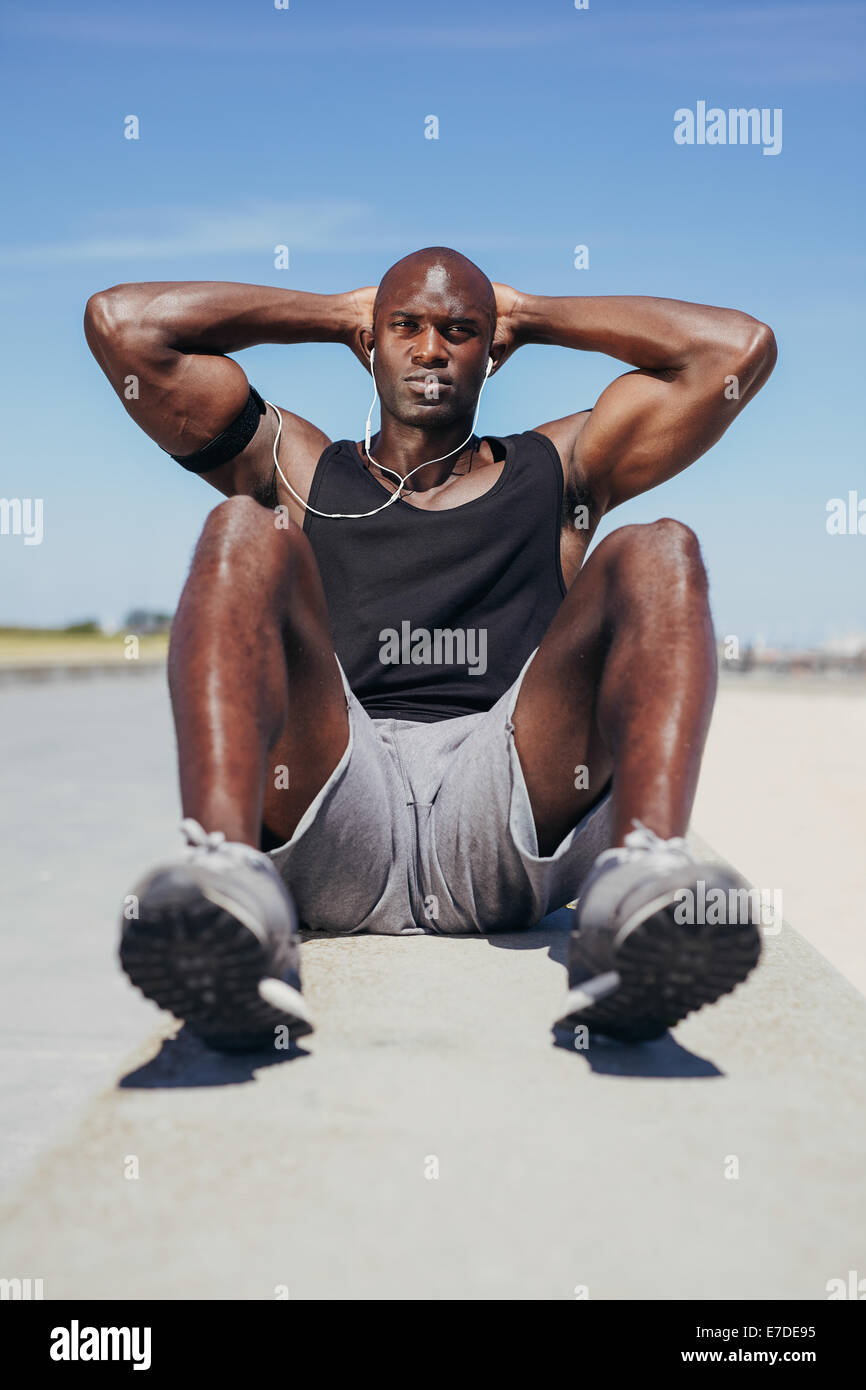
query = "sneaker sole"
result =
(553, 887, 762, 1043)
(120, 883, 313, 1053)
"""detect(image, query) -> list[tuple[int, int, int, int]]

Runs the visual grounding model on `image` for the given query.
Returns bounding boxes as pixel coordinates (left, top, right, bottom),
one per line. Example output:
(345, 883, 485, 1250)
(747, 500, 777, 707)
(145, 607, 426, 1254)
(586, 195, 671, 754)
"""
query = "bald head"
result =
(373, 247, 496, 342)
(363, 246, 497, 434)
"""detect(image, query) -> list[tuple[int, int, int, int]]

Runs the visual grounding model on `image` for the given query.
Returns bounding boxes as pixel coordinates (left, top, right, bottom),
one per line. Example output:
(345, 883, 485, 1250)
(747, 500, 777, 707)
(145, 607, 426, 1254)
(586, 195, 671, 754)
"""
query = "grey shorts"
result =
(268, 650, 613, 936)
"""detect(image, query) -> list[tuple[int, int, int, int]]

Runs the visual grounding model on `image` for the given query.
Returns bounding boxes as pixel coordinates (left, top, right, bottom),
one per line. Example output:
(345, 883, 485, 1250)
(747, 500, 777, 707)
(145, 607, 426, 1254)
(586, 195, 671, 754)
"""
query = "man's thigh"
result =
(256, 515, 351, 846)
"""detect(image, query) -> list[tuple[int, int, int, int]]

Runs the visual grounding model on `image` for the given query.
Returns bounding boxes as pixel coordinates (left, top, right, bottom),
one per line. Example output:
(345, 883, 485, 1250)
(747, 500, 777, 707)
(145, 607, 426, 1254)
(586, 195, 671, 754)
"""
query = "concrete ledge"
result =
(0, 889, 864, 1300)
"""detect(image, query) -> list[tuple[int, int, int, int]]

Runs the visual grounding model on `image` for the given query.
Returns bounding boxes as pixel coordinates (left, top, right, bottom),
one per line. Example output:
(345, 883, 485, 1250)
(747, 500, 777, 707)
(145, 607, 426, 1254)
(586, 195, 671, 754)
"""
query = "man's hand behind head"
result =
(490, 282, 526, 375)
(345, 285, 378, 371)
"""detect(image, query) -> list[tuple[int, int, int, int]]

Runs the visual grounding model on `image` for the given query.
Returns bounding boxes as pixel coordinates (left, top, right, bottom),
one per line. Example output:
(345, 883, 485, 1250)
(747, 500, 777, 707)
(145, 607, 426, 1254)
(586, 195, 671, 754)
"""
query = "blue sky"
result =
(1, 0, 864, 644)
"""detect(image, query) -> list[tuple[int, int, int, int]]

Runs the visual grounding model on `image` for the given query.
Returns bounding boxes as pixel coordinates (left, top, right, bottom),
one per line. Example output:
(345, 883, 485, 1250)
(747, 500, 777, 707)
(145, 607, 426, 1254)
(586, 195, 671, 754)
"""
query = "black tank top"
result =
(303, 431, 567, 722)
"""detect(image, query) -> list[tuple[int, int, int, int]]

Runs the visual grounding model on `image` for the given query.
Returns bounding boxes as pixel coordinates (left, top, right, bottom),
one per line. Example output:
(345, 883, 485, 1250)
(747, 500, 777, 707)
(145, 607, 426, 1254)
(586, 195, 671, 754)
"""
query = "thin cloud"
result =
(0, 200, 371, 266)
(1, 16, 572, 53)
(3, 5, 863, 82)
(0, 199, 565, 269)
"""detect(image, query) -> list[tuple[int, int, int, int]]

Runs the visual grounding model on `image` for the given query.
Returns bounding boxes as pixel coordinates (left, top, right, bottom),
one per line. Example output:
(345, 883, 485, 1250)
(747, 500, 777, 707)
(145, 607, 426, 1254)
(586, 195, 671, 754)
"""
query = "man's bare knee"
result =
(596, 518, 708, 599)
(200, 493, 292, 553)
(194, 495, 317, 596)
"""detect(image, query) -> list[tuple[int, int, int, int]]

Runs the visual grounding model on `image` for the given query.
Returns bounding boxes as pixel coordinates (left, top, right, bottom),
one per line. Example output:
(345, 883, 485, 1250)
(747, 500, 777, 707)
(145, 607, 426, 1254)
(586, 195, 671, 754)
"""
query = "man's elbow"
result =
(724, 315, 777, 393)
(83, 285, 138, 344)
(745, 318, 777, 370)
(739, 314, 778, 380)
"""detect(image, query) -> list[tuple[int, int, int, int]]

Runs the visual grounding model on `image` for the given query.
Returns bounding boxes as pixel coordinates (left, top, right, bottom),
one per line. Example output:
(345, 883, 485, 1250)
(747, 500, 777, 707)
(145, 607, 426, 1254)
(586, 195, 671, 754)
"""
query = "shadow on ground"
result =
(119, 1024, 310, 1089)
(551, 1027, 722, 1078)
(488, 910, 723, 1078)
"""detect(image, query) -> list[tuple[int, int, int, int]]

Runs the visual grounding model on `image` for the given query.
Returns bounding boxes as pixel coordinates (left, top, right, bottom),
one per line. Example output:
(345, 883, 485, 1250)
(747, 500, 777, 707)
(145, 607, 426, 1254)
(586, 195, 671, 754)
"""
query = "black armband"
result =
(169, 386, 266, 473)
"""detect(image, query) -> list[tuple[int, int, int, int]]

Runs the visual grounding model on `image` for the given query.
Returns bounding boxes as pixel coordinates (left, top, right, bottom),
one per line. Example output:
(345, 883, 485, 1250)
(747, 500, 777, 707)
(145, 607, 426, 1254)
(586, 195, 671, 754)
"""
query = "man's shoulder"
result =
(529, 409, 593, 461)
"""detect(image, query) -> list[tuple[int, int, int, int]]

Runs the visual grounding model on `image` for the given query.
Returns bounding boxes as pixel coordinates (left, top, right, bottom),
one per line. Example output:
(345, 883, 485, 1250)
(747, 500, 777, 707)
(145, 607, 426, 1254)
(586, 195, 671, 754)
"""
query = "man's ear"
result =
(359, 328, 375, 370)
(488, 342, 506, 375)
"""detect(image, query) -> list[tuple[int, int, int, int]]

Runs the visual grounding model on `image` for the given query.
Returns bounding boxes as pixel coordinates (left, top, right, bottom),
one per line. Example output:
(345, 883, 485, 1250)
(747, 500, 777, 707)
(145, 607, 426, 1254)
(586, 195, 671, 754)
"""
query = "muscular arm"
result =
(83, 282, 372, 499)
(494, 288, 777, 513)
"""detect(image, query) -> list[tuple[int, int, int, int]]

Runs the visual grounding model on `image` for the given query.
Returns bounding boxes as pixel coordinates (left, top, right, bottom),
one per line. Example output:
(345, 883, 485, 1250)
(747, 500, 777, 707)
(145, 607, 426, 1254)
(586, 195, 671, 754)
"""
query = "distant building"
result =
(718, 635, 866, 677)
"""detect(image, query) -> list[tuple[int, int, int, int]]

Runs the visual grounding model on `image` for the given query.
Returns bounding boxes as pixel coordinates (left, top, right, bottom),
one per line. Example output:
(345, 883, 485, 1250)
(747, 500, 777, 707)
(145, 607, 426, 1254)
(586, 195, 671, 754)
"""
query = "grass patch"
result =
(0, 627, 169, 667)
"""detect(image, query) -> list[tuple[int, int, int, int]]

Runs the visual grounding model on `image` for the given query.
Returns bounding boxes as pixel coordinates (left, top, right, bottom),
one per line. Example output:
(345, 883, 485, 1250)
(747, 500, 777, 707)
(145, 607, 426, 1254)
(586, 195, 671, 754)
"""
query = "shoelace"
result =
(624, 819, 690, 860)
(594, 819, 694, 877)
(180, 818, 265, 871)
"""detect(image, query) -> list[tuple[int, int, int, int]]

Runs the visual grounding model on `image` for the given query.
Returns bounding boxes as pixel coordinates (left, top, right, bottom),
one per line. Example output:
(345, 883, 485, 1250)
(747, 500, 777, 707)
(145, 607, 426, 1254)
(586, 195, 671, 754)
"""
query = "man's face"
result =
(372, 262, 493, 429)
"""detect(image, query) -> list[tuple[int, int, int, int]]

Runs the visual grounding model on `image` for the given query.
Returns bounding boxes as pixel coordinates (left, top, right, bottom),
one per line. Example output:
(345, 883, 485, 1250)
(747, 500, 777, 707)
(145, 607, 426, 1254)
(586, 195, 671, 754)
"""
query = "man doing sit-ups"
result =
(84, 246, 776, 1050)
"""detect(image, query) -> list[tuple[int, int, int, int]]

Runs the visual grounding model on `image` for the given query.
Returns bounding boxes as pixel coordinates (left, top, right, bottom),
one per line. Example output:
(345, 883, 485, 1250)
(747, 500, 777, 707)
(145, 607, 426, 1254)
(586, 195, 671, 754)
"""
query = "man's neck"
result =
(364, 414, 479, 493)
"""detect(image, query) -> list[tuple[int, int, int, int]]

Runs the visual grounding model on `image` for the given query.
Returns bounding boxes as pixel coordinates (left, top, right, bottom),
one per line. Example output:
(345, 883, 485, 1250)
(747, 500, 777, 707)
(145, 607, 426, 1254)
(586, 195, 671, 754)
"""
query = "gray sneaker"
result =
(120, 818, 313, 1052)
(553, 821, 762, 1043)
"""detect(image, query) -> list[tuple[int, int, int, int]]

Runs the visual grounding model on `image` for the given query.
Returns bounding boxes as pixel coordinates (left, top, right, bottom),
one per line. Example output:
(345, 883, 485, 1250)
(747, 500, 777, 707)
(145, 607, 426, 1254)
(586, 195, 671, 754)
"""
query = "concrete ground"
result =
(1, 670, 864, 1299)
(696, 675, 866, 995)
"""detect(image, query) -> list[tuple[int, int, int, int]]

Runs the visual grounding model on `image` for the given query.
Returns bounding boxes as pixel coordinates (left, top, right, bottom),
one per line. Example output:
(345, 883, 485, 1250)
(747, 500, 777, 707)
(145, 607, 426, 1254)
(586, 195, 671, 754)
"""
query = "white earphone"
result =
(266, 349, 494, 520)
